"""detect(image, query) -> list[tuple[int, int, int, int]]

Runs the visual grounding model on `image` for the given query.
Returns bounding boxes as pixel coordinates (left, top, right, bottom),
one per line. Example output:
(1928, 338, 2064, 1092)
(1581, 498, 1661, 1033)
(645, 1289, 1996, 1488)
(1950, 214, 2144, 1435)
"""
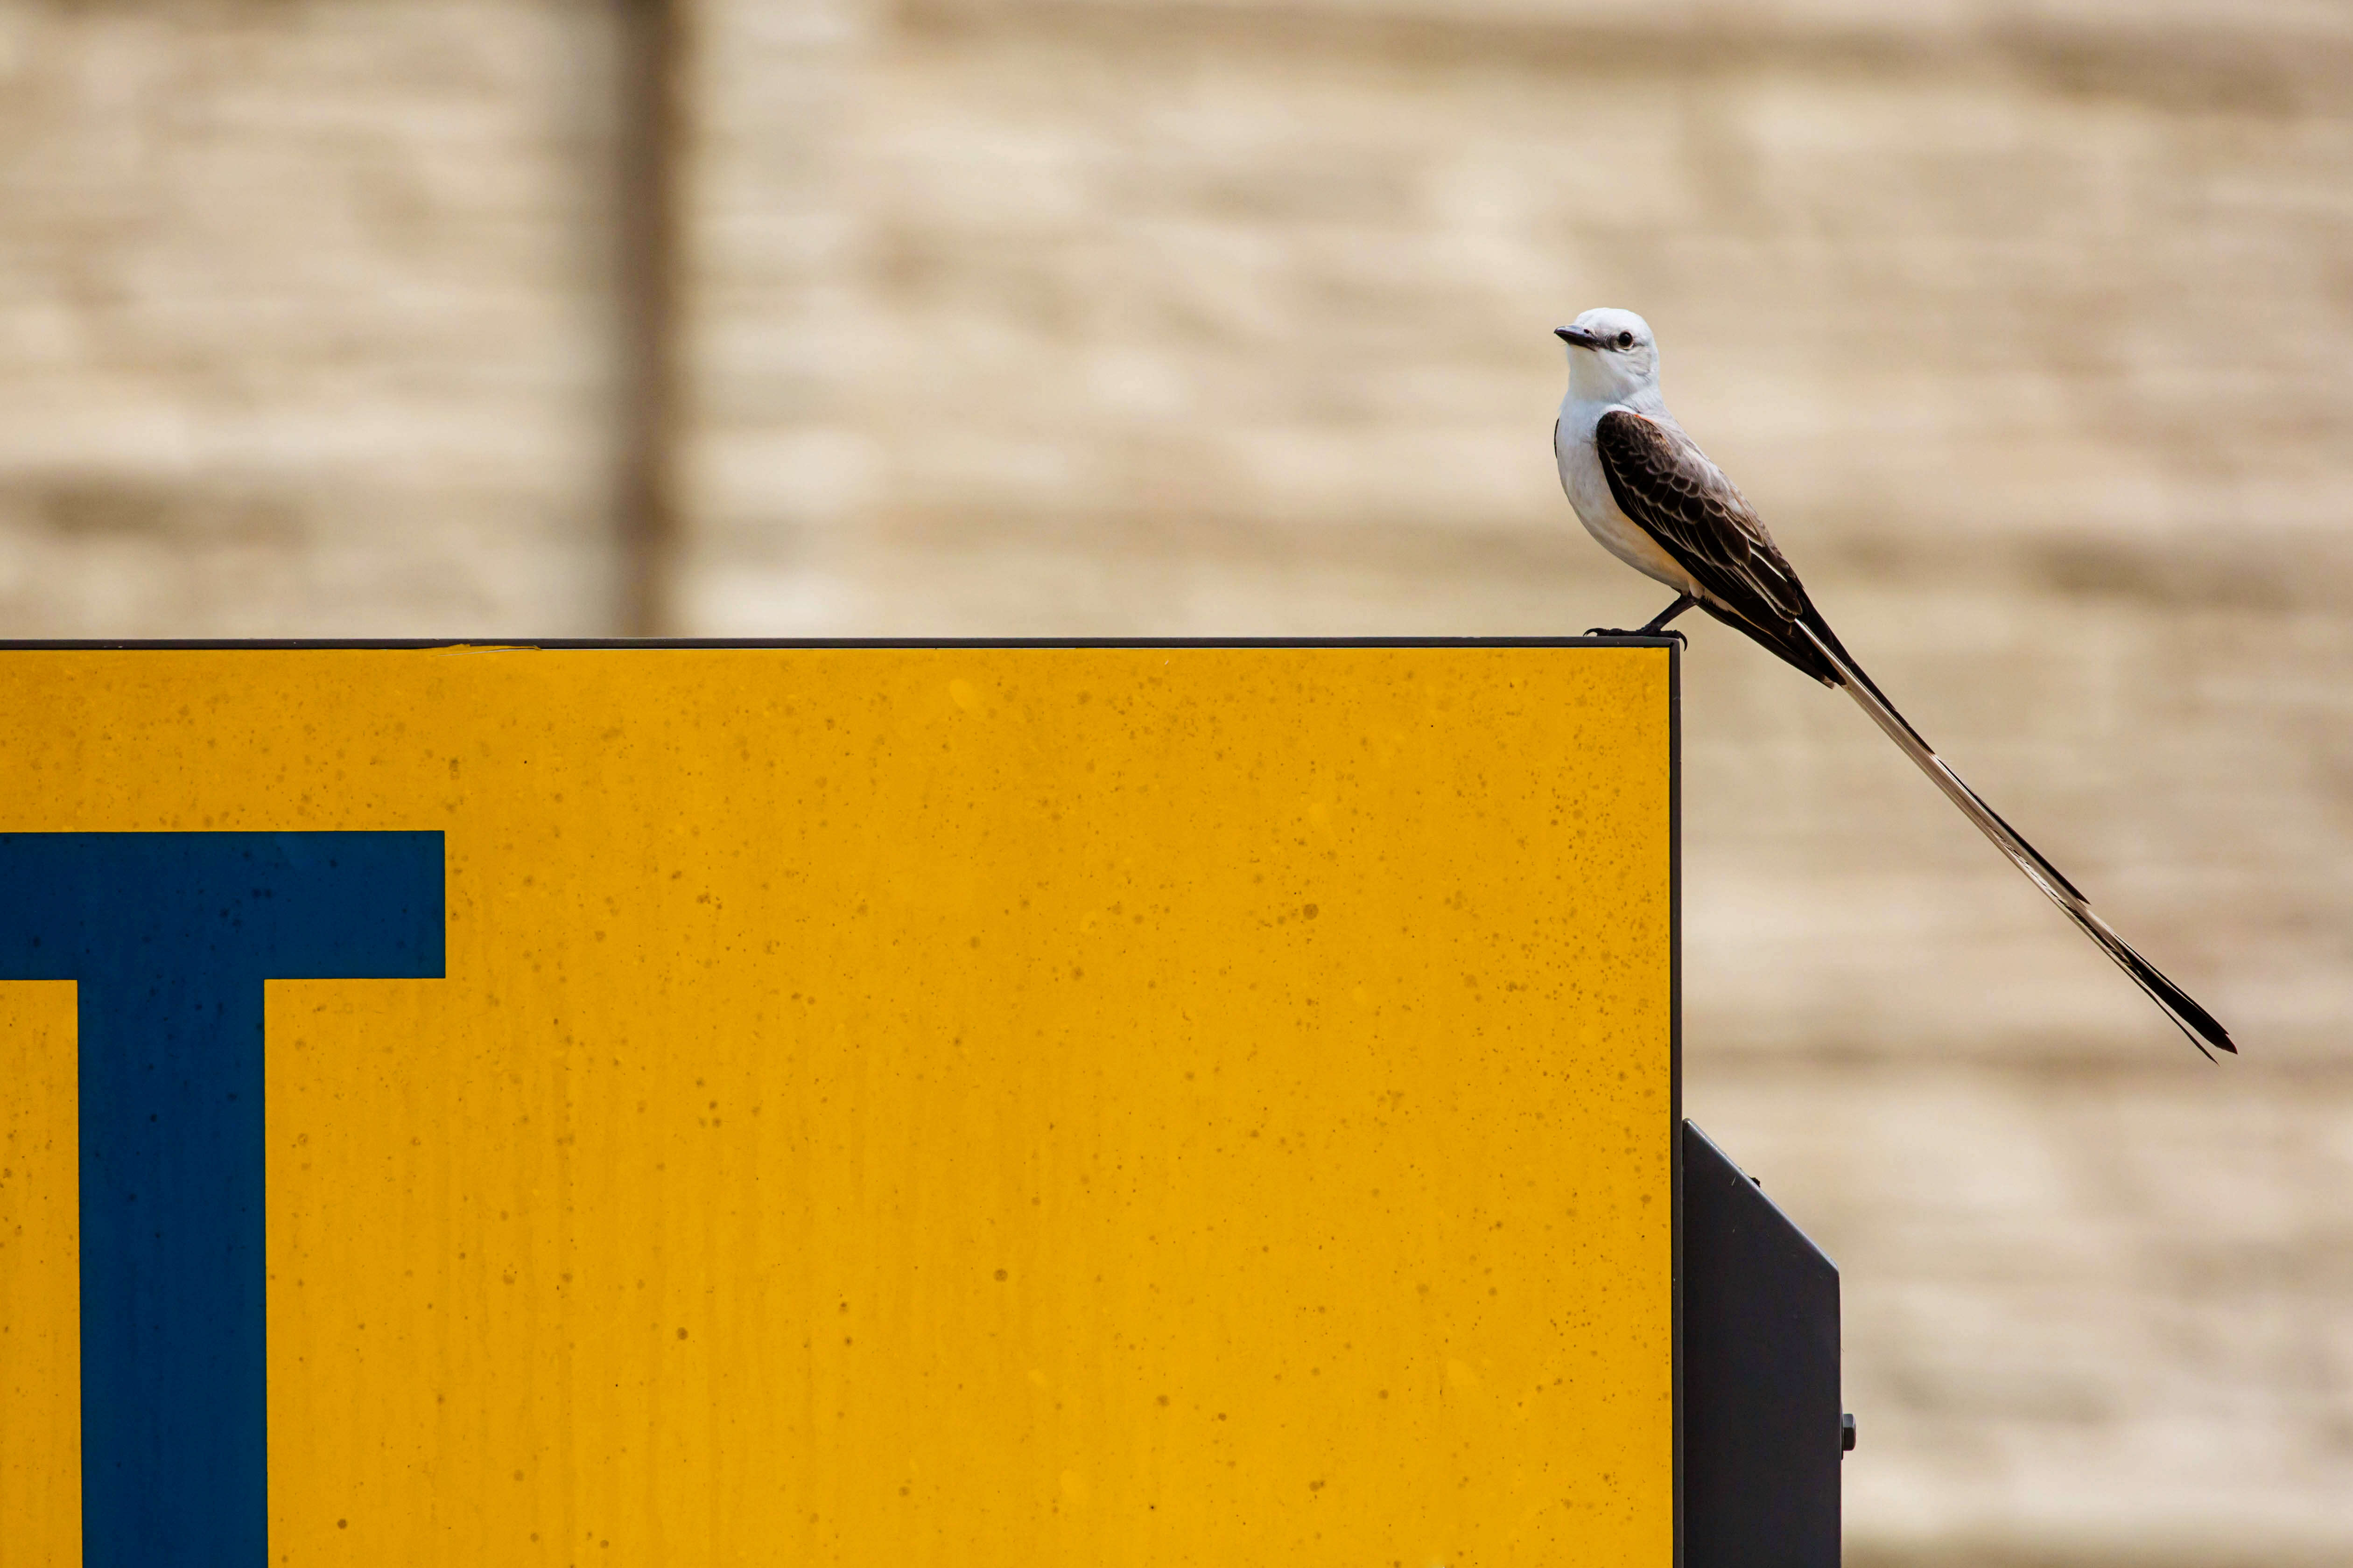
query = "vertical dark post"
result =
(616, 0, 686, 638)
(0, 833, 445, 1568)
(1681, 1120, 1843, 1568)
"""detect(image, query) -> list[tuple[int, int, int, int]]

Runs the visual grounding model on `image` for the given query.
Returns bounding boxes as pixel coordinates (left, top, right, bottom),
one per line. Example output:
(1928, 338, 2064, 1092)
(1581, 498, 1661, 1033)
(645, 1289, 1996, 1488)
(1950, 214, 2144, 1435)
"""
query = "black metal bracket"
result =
(1682, 1120, 1844, 1568)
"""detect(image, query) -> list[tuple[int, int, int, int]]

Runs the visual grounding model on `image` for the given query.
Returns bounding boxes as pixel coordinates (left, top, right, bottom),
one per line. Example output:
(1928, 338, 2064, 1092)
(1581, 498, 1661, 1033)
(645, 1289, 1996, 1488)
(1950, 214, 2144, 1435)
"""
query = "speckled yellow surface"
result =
(0, 644, 1673, 1566)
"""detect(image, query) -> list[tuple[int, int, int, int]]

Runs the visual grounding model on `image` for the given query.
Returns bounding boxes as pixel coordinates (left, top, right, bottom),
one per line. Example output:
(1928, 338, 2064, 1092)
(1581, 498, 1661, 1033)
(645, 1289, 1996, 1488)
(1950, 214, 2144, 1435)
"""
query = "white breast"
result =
(1555, 400, 1701, 597)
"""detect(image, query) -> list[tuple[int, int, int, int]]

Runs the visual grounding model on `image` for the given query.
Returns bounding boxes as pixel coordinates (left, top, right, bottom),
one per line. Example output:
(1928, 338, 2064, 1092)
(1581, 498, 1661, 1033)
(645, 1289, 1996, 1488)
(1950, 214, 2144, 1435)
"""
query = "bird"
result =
(1552, 307, 2233, 1059)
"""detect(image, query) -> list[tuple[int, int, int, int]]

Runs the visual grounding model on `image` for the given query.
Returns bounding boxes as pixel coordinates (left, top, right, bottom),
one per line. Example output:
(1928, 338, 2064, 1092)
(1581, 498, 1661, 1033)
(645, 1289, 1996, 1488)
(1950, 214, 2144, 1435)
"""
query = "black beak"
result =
(1555, 325, 1603, 350)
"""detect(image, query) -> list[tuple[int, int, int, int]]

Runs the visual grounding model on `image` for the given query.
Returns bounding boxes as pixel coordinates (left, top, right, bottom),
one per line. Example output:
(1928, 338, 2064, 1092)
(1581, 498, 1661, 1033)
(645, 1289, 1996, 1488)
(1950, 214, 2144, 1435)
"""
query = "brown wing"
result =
(1593, 409, 1809, 624)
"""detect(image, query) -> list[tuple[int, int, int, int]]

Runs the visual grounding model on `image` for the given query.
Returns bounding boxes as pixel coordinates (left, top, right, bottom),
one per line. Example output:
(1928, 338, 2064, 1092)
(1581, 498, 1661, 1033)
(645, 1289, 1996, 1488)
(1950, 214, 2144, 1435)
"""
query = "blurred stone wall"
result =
(0, 0, 626, 633)
(6, 0, 2353, 1561)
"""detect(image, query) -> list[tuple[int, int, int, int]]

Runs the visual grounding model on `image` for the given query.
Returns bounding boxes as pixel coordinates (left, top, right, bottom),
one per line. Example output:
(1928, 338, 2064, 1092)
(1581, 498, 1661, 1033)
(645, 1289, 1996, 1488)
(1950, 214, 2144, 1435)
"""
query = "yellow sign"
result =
(0, 643, 1675, 1566)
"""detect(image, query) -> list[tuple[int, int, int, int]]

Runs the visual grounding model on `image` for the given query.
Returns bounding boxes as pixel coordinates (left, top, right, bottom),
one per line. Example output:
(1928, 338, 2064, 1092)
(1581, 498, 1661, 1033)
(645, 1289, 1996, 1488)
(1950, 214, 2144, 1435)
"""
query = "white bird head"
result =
(1554, 308, 1660, 404)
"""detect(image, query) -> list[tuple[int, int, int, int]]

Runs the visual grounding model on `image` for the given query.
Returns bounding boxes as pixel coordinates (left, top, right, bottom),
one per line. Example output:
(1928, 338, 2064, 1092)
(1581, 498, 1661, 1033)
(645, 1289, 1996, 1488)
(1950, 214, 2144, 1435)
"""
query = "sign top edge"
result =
(0, 637, 1683, 652)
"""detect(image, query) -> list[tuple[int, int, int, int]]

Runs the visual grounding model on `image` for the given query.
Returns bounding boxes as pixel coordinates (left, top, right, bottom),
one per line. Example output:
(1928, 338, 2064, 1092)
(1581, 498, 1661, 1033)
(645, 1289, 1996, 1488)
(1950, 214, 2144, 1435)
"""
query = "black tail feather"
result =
(1779, 617, 2235, 1060)
(1697, 599, 1842, 685)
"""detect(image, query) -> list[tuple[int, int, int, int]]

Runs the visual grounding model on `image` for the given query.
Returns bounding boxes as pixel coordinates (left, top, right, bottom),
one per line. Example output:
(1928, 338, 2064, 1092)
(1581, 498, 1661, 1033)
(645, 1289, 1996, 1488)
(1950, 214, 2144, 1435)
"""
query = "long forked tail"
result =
(1793, 618, 2235, 1060)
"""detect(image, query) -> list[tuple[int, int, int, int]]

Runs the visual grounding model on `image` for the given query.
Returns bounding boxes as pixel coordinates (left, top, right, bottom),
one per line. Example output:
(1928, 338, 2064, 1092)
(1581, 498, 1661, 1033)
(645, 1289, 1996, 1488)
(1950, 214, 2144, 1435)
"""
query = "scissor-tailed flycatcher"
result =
(1553, 307, 2233, 1058)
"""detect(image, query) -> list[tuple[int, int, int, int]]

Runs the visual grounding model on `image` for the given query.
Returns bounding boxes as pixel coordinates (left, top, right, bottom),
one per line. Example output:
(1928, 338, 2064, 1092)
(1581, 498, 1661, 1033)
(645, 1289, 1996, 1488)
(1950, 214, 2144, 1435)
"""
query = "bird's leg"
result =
(1638, 594, 1696, 634)
(1587, 593, 1695, 646)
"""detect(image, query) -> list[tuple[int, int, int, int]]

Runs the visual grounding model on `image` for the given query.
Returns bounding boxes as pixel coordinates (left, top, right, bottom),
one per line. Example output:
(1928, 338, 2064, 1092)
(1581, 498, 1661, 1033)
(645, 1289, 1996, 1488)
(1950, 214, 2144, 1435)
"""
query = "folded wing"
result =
(1594, 408, 1838, 684)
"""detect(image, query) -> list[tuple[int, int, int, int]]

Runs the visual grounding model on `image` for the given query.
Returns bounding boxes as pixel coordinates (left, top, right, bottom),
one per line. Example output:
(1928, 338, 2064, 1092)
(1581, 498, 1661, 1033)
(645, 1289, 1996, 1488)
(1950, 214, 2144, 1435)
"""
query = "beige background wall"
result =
(3, 0, 2350, 1561)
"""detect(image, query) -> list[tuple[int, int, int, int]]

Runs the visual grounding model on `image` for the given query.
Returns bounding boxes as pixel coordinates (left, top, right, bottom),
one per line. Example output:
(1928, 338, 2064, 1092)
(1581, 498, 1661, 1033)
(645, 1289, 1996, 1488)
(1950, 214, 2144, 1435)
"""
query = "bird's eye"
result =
(1615, 331, 1635, 349)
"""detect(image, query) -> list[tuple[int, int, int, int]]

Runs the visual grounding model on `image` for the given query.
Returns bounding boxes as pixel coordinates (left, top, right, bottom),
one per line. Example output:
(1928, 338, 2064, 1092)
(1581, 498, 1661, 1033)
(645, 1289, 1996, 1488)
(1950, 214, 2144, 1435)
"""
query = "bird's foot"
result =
(1587, 592, 1695, 644)
(1585, 625, 1688, 648)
